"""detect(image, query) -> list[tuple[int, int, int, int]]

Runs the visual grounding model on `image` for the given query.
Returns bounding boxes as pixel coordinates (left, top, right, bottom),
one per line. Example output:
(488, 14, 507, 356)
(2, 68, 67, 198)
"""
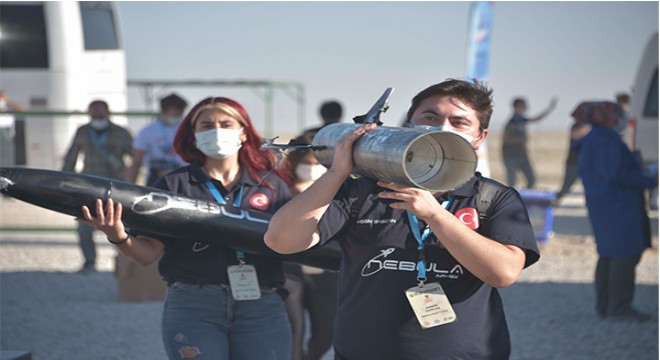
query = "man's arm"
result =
(62, 129, 83, 172)
(265, 123, 377, 254)
(527, 97, 558, 122)
(377, 182, 526, 288)
(127, 149, 145, 184)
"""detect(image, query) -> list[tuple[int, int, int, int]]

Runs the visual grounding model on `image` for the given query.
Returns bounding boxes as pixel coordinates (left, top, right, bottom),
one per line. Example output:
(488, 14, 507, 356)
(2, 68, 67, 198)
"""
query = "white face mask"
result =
(295, 164, 327, 181)
(90, 118, 110, 130)
(194, 128, 243, 159)
(409, 124, 477, 144)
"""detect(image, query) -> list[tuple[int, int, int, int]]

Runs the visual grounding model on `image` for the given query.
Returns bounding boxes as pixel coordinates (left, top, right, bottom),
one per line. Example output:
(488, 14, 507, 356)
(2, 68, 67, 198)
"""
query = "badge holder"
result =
(405, 278, 457, 329)
(405, 202, 457, 329)
(206, 180, 261, 300)
(227, 258, 261, 301)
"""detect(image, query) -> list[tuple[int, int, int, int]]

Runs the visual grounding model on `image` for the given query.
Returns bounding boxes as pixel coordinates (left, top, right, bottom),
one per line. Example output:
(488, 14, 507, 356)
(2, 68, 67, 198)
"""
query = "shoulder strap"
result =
(476, 177, 506, 222)
(347, 176, 505, 222)
(349, 177, 377, 220)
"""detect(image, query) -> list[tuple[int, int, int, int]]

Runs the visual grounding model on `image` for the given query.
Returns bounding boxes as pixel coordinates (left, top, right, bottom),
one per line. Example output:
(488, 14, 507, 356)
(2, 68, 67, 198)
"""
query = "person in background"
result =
(501, 96, 557, 188)
(78, 97, 293, 359)
(265, 79, 540, 359)
(0, 91, 27, 167)
(616, 93, 631, 118)
(280, 144, 336, 360)
(556, 92, 630, 203)
(574, 101, 657, 323)
(298, 100, 343, 145)
(127, 93, 188, 186)
(555, 118, 592, 203)
(62, 100, 133, 273)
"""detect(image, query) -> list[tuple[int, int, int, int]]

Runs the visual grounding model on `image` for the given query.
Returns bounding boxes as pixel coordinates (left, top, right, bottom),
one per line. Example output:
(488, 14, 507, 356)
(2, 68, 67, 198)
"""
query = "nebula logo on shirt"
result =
(361, 247, 463, 279)
(249, 193, 269, 210)
(455, 207, 479, 230)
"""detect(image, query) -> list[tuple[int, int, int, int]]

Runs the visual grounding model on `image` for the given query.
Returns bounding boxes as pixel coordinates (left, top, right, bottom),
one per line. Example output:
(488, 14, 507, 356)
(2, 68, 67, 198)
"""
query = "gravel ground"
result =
(0, 193, 657, 360)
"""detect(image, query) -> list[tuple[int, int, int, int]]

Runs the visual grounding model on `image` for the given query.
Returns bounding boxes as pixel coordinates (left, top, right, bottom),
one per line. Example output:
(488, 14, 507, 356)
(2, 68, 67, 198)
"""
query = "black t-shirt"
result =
(502, 114, 529, 152)
(318, 174, 540, 360)
(141, 163, 292, 288)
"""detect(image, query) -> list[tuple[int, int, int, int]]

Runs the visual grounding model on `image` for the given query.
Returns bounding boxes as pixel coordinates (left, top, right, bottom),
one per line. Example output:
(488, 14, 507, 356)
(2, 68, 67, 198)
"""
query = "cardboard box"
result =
(115, 254, 166, 302)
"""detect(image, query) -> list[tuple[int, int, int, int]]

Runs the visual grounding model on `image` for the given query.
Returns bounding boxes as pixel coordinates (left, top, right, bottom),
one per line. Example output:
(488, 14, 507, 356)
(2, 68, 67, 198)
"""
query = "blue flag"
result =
(466, 1, 494, 81)
(465, 1, 494, 176)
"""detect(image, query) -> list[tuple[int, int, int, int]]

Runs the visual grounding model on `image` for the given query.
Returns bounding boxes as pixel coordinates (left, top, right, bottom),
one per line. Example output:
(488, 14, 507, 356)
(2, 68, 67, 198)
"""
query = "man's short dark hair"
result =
(512, 98, 526, 109)
(616, 93, 630, 105)
(88, 99, 109, 112)
(406, 79, 494, 130)
(319, 100, 343, 124)
(160, 93, 188, 112)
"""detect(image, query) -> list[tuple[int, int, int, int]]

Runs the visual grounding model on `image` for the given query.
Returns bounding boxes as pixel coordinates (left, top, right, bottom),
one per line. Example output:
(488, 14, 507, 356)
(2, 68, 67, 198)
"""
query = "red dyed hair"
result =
(173, 97, 285, 187)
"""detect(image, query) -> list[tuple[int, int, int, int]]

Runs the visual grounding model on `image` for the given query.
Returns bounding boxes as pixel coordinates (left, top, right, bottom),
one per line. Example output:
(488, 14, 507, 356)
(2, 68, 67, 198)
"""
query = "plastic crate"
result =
(518, 189, 556, 243)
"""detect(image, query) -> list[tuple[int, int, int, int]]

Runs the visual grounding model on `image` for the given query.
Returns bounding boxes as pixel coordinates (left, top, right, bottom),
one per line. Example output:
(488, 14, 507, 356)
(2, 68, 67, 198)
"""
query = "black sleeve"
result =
(317, 178, 354, 246)
(479, 187, 540, 268)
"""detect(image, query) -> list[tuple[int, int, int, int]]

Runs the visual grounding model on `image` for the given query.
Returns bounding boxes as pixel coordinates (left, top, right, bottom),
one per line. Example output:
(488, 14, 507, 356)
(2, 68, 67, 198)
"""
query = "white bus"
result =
(0, 1, 127, 170)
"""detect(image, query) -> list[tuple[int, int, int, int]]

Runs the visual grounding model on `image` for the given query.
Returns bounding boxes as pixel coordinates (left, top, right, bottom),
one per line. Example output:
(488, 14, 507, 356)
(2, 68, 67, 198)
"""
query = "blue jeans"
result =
(162, 282, 292, 360)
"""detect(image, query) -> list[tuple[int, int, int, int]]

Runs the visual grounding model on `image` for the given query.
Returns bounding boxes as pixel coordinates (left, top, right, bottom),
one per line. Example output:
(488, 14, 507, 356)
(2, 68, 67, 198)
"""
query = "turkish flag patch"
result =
(249, 193, 270, 210)
(455, 207, 480, 230)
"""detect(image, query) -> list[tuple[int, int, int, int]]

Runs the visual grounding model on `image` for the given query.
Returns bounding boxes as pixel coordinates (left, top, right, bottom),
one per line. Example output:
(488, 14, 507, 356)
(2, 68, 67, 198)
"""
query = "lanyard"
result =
(204, 179, 245, 262)
(89, 128, 108, 154)
(406, 196, 454, 285)
(159, 120, 175, 155)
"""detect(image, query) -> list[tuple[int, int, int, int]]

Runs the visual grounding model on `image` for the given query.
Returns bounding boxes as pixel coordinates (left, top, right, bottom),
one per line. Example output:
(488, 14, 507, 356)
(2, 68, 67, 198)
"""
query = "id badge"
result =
(405, 282, 457, 329)
(227, 264, 261, 301)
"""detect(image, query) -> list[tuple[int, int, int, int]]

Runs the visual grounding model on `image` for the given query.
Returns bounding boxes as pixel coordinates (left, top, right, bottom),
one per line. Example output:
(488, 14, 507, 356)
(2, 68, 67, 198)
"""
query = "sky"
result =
(116, 1, 659, 138)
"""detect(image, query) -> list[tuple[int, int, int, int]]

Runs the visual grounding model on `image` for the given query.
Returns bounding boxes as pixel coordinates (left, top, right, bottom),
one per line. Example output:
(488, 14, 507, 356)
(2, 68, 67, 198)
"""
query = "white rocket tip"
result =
(0, 177, 14, 190)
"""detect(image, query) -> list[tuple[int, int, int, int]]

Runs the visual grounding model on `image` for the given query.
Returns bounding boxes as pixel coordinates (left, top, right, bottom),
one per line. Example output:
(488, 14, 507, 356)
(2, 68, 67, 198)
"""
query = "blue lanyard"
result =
(89, 128, 108, 154)
(159, 120, 175, 155)
(204, 180, 243, 207)
(204, 180, 245, 262)
(406, 197, 454, 285)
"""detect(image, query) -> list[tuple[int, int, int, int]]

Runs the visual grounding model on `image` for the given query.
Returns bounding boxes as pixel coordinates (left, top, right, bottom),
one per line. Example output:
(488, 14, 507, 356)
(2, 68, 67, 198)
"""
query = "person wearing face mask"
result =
(265, 79, 540, 360)
(127, 93, 189, 186)
(77, 97, 293, 359)
(574, 101, 657, 323)
(279, 145, 337, 360)
(0, 90, 27, 167)
(62, 100, 133, 273)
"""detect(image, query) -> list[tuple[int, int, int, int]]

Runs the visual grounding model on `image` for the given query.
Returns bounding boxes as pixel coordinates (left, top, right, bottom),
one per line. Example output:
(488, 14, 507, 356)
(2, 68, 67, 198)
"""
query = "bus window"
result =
(80, 1, 120, 50)
(0, 4, 49, 68)
(643, 68, 658, 118)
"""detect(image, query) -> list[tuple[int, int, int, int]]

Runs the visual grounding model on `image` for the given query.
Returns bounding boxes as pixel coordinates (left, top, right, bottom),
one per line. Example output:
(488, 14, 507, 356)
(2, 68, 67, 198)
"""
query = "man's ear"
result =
(474, 129, 488, 150)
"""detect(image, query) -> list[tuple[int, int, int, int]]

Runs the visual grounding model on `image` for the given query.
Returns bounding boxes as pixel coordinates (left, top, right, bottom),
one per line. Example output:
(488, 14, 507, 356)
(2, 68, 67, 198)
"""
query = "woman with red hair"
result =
(79, 97, 293, 359)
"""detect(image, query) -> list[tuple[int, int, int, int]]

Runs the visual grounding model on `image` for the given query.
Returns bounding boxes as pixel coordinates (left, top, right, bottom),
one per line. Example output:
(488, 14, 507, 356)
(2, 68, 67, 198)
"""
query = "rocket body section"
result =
(0, 167, 340, 271)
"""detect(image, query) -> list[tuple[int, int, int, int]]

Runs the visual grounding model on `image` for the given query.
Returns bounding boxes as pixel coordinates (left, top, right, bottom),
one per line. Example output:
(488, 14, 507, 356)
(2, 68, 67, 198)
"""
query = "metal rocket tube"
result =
(0, 167, 341, 271)
(312, 123, 478, 192)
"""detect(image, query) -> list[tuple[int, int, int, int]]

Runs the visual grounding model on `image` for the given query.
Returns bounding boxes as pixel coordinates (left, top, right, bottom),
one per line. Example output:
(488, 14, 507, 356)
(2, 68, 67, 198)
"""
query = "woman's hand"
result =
(376, 181, 445, 221)
(78, 198, 127, 243)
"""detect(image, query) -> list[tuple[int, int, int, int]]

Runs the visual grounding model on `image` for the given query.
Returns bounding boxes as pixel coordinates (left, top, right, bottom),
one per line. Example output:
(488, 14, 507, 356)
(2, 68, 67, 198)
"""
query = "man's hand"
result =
(376, 181, 445, 221)
(329, 123, 377, 178)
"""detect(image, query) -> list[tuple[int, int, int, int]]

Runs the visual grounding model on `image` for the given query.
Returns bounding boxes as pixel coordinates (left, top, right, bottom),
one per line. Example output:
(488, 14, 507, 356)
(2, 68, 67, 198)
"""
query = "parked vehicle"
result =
(0, 1, 127, 169)
(625, 32, 658, 209)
